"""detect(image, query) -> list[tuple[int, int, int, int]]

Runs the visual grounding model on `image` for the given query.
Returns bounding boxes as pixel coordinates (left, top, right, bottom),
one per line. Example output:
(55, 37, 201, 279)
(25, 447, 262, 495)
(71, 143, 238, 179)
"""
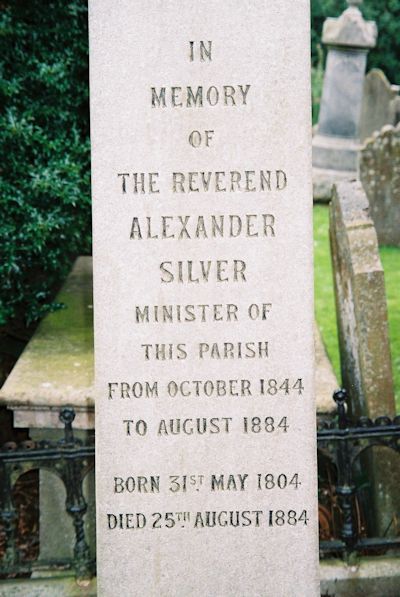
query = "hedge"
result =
(0, 1, 90, 327)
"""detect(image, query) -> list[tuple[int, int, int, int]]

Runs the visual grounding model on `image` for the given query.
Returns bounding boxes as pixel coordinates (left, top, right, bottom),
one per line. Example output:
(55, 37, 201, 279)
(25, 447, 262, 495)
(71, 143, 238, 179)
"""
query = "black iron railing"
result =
(0, 408, 94, 580)
(318, 389, 400, 556)
(0, 390, 399, 580)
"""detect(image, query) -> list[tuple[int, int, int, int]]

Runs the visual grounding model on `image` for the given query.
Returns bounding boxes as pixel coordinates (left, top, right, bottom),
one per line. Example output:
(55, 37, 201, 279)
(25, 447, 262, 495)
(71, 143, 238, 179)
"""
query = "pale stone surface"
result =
(323, 3, 377, 49)
(90, 1, 319, 595)
(0, 256, 94, 429)
(316, 51, 367, 145)
(320, 556, 400, 597)
(329, 181, 395, 417)
(360, 69, 400, 143)
(359, 123, 400, 246)
(329, 181, 399, 536)
(0, 574, 96, 597)
(3, 557, 400, 597)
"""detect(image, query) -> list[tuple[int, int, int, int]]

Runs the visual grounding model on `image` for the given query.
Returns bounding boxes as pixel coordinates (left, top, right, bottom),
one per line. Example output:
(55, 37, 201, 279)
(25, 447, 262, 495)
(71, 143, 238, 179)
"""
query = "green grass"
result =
(313, 204, 400, 411)
(313, 205, 340, 379)
(380, 246, 400, 408)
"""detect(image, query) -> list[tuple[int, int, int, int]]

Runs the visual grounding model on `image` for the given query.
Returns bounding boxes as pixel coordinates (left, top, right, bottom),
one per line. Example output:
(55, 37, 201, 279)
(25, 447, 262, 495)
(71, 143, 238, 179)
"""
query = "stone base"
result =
(0, 573, 96, 597)
(313, 134, 360, 172)
(320, 556, 400, 597)
(313, 167, 357, 202)
(2, 557, 399, 596)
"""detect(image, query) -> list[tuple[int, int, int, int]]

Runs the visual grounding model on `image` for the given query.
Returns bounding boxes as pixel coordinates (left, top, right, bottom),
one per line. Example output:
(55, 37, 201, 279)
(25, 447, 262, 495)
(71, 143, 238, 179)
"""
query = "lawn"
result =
(313, 204, 400, 411)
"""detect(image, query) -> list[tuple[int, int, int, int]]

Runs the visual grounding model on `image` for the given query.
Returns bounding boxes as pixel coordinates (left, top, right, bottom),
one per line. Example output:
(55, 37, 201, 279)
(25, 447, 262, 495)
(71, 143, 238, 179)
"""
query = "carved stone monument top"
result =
(323, 1, 377, 49)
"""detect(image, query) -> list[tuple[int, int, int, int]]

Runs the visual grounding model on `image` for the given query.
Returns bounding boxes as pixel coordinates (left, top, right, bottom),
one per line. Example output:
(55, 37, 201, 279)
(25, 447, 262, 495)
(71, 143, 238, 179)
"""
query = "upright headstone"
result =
(360, 123, 400, 247)
(329, 181, 395, 416)
(359, 69, 400, 143)
(313, 0, 377, 201)
(90, 2, 319, 595)
(330, 181, 399, 535)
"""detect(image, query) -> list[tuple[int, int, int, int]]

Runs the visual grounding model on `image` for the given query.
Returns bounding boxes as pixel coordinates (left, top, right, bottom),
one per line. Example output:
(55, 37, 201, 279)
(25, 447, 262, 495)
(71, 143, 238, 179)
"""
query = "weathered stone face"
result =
(329, 181, 398, 537)
(329, 180, 395, 417)
(359, 123, 400, 247)
(359, 70, 400, 143)
(318, 50, 367, 141)
(90, 0, 319, 595)
(322, 3, 377, 49)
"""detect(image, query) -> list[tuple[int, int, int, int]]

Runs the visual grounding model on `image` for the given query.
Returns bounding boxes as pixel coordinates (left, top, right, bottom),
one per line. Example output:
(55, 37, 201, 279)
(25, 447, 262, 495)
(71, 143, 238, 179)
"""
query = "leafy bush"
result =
(312, 0, 400, 84)
(0, 1, 90, 327)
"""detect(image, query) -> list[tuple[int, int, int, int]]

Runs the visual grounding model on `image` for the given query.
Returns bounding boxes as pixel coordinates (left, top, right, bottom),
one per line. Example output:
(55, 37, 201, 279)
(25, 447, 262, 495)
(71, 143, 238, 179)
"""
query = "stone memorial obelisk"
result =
(312, 0, 377, 200)
(90, 1, 319, 595)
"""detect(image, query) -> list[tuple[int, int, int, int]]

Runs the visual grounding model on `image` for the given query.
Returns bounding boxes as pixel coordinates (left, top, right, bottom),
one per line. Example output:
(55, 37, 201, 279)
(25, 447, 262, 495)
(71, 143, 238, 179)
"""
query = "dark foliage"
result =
(0, 1, 90, 327)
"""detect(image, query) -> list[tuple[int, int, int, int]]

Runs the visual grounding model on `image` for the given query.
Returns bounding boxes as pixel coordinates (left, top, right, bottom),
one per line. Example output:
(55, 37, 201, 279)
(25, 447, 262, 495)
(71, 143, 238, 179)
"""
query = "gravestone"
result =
(329, 181, 395, 416)
(360, 123, 400, 247)
(330, 181, 399, 535)
(359, 69, 400, 143)
(312, 0, 377, 201)
(89, 1, 319, 595)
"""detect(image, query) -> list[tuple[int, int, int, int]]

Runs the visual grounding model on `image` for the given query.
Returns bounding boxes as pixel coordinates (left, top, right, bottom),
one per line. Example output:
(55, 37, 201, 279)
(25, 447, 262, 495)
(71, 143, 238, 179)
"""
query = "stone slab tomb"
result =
(0, 257, 96, 565)
(360, 123, 400, 246)
(89, 0, 319, 595)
